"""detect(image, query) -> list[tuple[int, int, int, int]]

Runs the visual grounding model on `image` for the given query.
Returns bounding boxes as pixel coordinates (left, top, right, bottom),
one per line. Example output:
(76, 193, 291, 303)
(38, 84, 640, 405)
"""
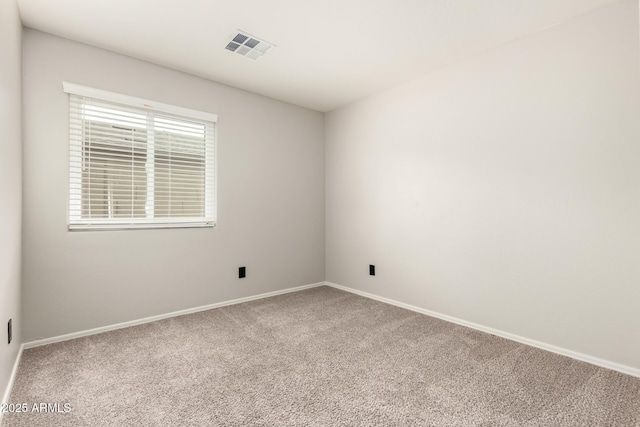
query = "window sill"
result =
(68, 222, 215, 231)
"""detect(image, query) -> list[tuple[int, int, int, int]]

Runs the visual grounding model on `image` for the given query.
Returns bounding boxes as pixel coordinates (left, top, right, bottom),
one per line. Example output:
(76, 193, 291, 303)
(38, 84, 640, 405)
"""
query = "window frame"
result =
(64, 82, 217, 231)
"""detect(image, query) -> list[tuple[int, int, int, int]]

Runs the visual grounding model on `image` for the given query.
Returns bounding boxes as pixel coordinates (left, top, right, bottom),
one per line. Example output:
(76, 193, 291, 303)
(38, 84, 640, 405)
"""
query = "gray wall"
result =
(22, 30, 325, 341)
(0, 0, 23, 402)
(326, 0, 640, 370)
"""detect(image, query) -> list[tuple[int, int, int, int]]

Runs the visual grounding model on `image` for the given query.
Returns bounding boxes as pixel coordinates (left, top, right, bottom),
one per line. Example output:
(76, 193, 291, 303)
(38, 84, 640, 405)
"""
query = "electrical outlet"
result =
(369, 265, 376, 276)
(8, 319, 12, 344)
(239, 266, 246, 278)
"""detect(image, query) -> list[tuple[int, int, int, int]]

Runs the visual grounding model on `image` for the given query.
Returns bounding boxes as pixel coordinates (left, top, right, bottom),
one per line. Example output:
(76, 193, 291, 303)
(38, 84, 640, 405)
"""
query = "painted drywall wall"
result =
(326, 0, 640, 370)
(0, 0, 23, 402)
(22, 30, 325, 341)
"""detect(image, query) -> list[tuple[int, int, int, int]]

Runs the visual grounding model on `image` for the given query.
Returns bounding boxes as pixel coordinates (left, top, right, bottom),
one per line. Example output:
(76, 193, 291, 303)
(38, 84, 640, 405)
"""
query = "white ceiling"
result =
(17, 0, 619, 112)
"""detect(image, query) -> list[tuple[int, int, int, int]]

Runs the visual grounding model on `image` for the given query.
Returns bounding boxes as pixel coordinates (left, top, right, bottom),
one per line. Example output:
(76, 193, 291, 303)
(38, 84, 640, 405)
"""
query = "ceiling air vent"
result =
(225, 30, 275, 60)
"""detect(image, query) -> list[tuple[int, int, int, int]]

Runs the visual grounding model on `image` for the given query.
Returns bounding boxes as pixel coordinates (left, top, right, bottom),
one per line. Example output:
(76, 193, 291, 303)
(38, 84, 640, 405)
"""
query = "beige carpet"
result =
(3, 286, 639, 426)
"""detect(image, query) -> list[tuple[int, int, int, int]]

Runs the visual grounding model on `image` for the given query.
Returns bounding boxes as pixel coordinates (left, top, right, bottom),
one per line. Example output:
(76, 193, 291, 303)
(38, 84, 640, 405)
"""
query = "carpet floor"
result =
(3, 286, 639, 426)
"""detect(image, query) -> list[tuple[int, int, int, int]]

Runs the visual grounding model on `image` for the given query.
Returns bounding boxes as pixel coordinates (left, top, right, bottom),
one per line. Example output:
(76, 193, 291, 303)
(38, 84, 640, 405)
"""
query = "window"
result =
(64, 83, 216, 230)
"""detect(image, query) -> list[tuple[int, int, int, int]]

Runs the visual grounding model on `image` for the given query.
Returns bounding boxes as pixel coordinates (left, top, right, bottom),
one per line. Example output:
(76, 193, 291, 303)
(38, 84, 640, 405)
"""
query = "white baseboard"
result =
(325, 281, 640, 378)
(20, 280, 640, 379)
(24, 282, 325, 350)
(0, 343, 25, 424)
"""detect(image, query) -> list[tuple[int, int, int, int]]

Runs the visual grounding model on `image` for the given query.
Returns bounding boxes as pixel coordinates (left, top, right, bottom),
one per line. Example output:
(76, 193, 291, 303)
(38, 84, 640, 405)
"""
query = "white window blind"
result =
(65, 83, 216, 230)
